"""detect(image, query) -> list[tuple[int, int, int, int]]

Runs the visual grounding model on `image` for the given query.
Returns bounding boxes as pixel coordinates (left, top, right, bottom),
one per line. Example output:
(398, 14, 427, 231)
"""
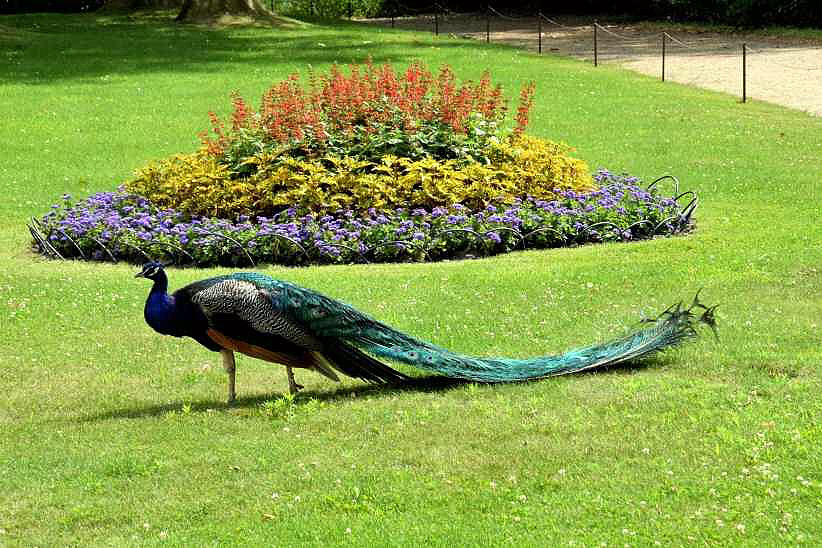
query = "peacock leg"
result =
(286, 366, 303, 395)
(221, 349, 236, 404)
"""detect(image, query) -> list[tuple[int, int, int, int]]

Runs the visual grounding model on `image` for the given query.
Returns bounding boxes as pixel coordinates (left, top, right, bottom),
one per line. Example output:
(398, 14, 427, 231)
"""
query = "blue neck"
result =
(145, 273, 177, 335)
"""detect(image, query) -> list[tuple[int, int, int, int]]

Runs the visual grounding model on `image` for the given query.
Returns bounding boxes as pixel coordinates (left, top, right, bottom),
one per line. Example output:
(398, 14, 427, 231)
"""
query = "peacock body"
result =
(136, 262, 716, 402)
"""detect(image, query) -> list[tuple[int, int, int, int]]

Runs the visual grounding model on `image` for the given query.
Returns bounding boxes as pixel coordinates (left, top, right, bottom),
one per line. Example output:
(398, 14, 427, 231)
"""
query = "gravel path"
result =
(365, 14, 822, 116)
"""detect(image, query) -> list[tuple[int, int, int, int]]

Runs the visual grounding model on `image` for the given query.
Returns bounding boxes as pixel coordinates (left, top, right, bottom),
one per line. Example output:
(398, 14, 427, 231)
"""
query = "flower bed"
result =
(29, 62, 698, 267)
(31, 171, 695, 267)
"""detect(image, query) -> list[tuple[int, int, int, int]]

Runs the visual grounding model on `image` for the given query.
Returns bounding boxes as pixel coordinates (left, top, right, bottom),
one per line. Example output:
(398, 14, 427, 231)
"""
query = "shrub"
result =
(123, 62, 593, 219)
(271, 0, 384, 19)
(125, 62, 578, 220)
(33, 171, 693, 267)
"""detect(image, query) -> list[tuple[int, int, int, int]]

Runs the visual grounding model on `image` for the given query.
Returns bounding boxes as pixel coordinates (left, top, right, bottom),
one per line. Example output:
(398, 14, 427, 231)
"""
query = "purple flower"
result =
(35, 168, 688, 267)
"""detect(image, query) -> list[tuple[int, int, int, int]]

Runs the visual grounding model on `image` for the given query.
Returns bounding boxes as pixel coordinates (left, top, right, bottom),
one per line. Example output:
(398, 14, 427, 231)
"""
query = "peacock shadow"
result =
(80, 361, 657, 423)
(79, 374, 469, 422)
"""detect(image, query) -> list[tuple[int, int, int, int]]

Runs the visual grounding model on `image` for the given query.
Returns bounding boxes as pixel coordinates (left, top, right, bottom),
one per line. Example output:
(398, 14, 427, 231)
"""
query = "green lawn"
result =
(1, 13, 820, 546)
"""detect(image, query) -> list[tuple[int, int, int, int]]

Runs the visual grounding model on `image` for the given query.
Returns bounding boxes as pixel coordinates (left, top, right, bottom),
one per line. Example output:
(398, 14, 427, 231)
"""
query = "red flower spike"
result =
(200, 61, 522, 159)
(514, 81, 536, 135)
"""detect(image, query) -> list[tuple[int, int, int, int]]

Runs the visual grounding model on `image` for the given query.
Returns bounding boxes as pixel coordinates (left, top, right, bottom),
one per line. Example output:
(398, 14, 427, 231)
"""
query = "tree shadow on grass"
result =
(0, 12, 480, 85)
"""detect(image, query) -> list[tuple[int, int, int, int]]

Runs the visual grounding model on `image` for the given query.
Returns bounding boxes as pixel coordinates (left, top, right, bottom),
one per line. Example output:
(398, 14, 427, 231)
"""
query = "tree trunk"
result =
(175, 0, 272, 21)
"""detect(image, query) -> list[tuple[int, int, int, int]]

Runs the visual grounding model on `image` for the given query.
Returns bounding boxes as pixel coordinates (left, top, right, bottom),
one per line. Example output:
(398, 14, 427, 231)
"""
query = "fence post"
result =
(486, 7, 490, 43)
(742, 43, 747, 103)
(434, 8, 439, 36)
(662, 32, 666, 81)
(538, 15, 542, 54)
(348, 0, 352, 19)
(593, 22, 598, 66)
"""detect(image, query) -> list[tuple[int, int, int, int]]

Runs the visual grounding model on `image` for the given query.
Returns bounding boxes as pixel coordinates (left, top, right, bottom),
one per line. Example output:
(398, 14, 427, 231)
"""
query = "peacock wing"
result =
(187, 274, 407, 383)
(187, 276, 324, 352)
(222, 273, 445, 367)
(224, 273, 377, 338)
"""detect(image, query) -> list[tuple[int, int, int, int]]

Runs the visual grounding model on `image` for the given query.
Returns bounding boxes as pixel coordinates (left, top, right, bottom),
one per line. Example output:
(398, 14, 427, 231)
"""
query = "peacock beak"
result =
(135, 270, 145, 278)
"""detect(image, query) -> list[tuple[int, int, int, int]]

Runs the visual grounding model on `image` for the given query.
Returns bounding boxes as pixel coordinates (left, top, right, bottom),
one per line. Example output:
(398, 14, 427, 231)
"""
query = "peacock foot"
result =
(285, 366, 303, 395)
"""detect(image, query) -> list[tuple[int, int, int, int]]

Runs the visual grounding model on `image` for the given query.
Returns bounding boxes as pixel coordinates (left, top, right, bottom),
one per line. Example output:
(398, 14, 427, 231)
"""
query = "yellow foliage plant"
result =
(126, 134, 592, 219)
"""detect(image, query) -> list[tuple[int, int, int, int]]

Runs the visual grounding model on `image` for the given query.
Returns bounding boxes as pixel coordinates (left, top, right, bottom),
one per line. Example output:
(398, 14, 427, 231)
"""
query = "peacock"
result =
(136, 262, 717, 403)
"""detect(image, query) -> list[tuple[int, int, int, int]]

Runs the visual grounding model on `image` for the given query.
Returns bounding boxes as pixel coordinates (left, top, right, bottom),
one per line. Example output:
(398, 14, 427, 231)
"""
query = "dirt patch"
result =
(364, 14, 822, 117)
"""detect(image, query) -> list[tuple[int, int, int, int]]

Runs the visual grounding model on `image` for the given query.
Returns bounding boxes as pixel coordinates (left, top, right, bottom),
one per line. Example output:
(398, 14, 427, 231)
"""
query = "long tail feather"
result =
(321, 340, 411, 384)
(344, 292, 716, 382)
(234, 273, 715, 384)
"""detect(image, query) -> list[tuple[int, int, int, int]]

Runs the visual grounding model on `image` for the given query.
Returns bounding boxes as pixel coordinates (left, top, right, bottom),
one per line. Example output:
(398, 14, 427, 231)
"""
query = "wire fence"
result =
(363, 5, 822, 113)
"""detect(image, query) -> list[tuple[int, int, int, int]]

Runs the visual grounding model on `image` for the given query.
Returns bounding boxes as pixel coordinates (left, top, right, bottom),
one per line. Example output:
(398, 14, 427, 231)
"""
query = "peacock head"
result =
(135, 261, 166, 281)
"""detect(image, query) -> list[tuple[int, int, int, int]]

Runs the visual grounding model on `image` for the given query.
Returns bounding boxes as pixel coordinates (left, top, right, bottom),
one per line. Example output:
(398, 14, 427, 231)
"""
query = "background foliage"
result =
(3, 0, 820, 26)
(381, 0, 822, 27)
